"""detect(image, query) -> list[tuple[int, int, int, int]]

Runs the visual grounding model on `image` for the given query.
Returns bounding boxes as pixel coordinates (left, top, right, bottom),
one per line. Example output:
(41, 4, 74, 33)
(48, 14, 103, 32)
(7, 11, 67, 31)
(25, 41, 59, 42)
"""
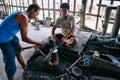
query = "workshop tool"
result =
(43, 37, 60, 62)
(22, 46, 36, 50)
(48, 48, 59, 66)
(35, 46, 46, 57)
(55, 56, 82, 79)
(22, 45, 46, 57)
(66, 56, 82, 72)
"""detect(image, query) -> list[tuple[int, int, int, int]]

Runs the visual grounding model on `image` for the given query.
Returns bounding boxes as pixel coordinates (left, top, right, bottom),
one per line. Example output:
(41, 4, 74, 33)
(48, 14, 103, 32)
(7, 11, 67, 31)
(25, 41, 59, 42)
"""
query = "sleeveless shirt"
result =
(0, 10, 28, 43)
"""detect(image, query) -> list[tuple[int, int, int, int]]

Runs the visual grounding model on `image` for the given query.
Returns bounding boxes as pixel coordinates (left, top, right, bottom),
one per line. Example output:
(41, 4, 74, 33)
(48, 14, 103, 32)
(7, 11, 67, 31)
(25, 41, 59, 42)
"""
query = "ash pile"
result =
(23, 34, 120, 80)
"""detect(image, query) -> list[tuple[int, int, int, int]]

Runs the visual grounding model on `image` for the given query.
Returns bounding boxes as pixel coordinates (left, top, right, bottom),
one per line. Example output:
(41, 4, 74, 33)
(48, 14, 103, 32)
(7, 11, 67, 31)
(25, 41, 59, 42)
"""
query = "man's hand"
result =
(62, 36, 67, 43)
(36, 42, 45, 48)
(62, 37, 77, 47)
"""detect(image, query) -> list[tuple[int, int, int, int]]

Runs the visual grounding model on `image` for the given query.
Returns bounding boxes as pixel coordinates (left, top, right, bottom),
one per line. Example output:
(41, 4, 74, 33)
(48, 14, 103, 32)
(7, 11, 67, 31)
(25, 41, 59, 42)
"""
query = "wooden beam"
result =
(95, 0, 102, 30)
(53, 0, 55, 22)
(102, 5, 113, 35)
(81, 0, 87, 26)
(48, 0, 50, 17)
(42, 0, 45, 20)
(73, 0, 76, 15)
(32, 0, 37, 4)
(111, 6, 120, 37)
(89, 0, 94, 13)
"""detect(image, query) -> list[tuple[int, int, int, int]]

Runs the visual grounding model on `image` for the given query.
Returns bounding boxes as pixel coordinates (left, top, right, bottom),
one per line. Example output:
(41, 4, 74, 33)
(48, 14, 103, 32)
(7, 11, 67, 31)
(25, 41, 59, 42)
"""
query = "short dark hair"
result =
(27, 4, 40, 12)
(60, 3, 69, 10)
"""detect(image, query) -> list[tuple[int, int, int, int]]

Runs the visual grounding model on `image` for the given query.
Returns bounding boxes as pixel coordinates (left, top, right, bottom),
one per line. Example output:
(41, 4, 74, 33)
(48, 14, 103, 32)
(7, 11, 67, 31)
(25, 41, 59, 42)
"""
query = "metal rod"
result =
(22, 46, 36, 50)
(22, 45, 46, 57)
(66, 56, 82, 71)
(35, 47, 46, 57)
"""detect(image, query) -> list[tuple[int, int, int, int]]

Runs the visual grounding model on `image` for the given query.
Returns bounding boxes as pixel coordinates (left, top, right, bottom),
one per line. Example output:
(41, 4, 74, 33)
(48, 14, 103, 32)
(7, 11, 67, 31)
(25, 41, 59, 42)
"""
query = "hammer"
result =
(21, 45, 46, 57)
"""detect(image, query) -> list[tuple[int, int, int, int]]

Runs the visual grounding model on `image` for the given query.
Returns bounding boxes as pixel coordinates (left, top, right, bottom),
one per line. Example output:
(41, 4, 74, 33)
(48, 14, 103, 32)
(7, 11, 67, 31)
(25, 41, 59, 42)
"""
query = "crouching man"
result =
(52, 3, 78, 47)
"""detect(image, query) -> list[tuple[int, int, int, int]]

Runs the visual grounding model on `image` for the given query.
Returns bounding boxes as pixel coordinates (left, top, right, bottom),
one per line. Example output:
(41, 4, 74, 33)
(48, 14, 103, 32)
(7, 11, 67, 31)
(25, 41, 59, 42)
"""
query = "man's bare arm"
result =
(62, 27, 75, 40)
(14, 13, 44, 47)
(52, 25, 57, 39)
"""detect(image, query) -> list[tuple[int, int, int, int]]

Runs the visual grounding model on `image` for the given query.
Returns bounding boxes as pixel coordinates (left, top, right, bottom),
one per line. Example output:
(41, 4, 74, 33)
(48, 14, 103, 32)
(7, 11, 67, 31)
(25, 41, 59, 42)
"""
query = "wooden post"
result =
(19, 0, 22, 11)
(81, 0, 87, 27)
(111, 6, 120, 37)
(102, 5, 111, 36)
(28, 0, 30, 6)
(67, 0, 70, 4)
(15, 0, 18, 10)
(60, 0, 62, 16)
(1, 0, 8, 15)
(48, 0, 50, 17)
(53, 0, 55, 22)
(32, 0, 37, 4)
(42, 0, 45, 20)
(89, 0, 94, 13)
(95, 0, 102, 30)
(110, 0, 114, 4)
(10, 0, 13, 12)
(102, 5, 117, 36)
(73, 0, 76, 15)
(60, 0, 62, 4)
